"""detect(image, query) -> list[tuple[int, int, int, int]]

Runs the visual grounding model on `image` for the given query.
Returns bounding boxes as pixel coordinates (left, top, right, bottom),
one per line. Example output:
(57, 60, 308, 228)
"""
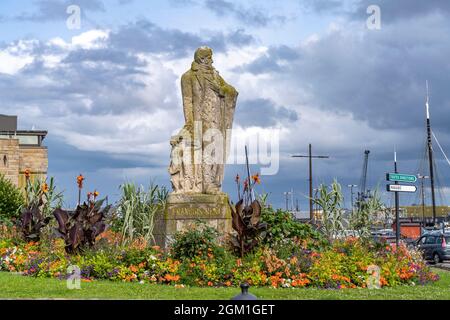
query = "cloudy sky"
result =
(1, 0, 450, 209)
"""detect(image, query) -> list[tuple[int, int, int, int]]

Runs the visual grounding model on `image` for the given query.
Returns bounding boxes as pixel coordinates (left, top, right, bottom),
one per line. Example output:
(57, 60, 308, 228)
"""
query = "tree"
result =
(0, 174, 24, 225)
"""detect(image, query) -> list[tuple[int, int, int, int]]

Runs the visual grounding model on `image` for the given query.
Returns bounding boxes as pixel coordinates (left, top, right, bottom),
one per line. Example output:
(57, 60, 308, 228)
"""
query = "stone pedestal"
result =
(154, 193, 232, 248)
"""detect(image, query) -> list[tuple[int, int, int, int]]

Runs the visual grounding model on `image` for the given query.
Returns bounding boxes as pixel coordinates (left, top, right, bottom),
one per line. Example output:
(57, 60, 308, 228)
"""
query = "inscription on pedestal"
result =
(172, 207, 222, 219)
(154, 192, 233, 248)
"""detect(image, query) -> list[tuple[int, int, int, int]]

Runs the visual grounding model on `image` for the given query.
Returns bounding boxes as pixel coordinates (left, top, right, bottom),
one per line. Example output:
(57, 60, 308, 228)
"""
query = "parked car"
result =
(415, 232, 450, 264)
(371, 229, 397, 244)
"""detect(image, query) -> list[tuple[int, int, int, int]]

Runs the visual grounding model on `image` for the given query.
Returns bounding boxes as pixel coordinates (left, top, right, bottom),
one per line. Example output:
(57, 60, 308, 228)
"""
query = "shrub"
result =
(0, 174, 24, 224)
(261, 206, 327, 251)
(170, 220, 223, 261)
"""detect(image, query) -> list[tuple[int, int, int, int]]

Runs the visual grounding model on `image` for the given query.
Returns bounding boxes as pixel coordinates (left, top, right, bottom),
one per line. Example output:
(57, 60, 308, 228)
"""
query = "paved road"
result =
(430, 262, 450, 271)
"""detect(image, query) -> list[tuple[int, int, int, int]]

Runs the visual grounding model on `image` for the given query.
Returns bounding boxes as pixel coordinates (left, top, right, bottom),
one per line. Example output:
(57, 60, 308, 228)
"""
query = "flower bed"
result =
(0, 232, 438, 289)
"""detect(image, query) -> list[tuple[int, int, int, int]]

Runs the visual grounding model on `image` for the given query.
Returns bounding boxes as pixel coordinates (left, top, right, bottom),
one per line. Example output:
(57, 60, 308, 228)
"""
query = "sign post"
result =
(386, 155, 417, 246)
(386, 185, 417, 193)
(386, 173, 417, 183)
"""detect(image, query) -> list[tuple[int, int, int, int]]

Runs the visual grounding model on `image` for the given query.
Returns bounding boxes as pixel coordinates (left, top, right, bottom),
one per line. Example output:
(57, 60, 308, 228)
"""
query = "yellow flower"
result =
(41, 183, 49, 193)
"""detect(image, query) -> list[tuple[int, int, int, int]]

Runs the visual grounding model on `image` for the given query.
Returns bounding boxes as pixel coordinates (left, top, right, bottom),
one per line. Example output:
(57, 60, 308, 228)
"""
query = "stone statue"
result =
(169, 46, 238, 194)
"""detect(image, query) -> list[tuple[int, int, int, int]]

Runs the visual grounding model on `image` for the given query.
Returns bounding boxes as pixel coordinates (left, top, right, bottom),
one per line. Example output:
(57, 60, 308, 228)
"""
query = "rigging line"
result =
(432, 130, 450, 167)
(433, 160, 446, 206)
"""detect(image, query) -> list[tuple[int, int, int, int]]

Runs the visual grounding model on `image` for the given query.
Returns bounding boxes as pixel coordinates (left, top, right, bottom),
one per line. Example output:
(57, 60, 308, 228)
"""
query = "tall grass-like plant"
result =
(117, 182, 168, 246)
(23, 177, 63, 217)
(313, 180, 346, 241)
(350, 188, 385, 238)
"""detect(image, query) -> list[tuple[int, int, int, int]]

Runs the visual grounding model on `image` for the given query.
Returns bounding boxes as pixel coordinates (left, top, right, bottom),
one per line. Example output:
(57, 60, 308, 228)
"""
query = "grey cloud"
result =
(300, 0, 345, 14)
(353, 0, 450, 22)
(117, 0, 134, 5)
(236, 45, 300, 74)
(235, 98, 298, 127)
(63, 48, 147, 66)
(16, 0, 105, 22)
(0, 40, 152, 117)
(239, 16, 450, 135)
(204, 0, 286, 27)
(302, 0, 450, 23)
(108, 19, 254, 57)
(168, 0, 197, 6)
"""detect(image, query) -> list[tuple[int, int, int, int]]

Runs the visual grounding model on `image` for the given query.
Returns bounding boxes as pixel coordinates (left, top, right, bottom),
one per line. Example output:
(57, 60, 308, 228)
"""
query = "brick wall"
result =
(0, 138, 20, 186)
(19, 147, 48, 173)
(0, 140, 48, 187)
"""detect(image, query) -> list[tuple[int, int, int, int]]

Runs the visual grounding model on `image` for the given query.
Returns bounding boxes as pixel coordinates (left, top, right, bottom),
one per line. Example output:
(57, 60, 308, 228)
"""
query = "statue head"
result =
(194, 46, 213, 67)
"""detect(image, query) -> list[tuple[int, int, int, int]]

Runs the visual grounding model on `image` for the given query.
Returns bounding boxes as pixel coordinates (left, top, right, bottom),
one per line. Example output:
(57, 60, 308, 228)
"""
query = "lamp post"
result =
(283, 191, 292, 211)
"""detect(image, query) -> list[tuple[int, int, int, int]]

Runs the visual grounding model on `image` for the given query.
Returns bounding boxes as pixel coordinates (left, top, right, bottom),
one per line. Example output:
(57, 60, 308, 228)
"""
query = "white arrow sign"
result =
(387, 184, 417, 193)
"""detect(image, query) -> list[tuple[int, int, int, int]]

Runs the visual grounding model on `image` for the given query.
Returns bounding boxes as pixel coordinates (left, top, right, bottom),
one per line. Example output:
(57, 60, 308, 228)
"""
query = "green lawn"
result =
(1, 269, 450, 300)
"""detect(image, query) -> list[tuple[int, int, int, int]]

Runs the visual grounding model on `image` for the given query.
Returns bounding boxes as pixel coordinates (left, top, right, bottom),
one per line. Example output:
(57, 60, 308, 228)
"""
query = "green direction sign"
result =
(386, 173, 417, 183)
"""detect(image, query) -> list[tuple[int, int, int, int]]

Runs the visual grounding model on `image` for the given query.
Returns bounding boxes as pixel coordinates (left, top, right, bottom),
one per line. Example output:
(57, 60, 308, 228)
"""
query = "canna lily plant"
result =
(53, 196, 111, 253)
(18, 176, 62, 242)
(230, 172, 267, 257)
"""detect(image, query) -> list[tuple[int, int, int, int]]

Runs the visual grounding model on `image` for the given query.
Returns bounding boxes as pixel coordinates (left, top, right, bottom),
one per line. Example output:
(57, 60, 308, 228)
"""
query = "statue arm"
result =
(181, 72, 194, 130)
(217, 74, 238, 99)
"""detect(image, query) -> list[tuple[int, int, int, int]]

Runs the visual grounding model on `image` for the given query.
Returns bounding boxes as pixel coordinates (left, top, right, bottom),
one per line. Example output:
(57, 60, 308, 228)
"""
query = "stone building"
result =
(0, 115, 48, 188)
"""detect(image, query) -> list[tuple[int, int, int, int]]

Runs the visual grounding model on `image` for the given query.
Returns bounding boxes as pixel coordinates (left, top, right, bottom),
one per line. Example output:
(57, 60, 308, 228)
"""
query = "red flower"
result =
(243, 179, 249, 191)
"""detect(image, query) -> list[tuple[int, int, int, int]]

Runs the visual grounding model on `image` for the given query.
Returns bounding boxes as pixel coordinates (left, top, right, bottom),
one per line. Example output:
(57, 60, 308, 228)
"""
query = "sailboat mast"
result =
(425, 80, 437, 225)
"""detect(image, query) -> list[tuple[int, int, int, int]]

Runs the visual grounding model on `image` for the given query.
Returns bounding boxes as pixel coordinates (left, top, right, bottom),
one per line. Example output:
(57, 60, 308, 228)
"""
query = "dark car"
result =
(416, 232, 450, 264)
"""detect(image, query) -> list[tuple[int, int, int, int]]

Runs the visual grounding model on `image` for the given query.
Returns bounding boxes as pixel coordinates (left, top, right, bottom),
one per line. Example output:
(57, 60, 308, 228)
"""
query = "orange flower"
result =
(225, 281, 232, 287)
(207, 281, 213, 287)
(94, 190, 99, 198)
(164, 274, 180, 282)
(24, 169, 31, 179)
(77, 174, 85, 189)
(41, 183, 49, 193)
(129, 265, 138, 273)
(252, 173, 261, 184)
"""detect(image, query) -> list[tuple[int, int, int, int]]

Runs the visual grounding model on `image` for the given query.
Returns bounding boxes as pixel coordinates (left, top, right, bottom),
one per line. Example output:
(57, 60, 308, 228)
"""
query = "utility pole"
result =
(283, 191, 292, 211)
(290, 188, 294, 212)
(292, 144, 329, 221)
(417, 174, 429, 226)
(425, 81, 437, 226)
(394, 150, 400, 247)
(348, 184, 358, 211)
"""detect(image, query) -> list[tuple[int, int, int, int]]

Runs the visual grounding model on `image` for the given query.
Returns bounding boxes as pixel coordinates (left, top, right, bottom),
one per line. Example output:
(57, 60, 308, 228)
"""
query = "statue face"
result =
(199, 54, 213, 67)
(194, 47, 214, 67)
